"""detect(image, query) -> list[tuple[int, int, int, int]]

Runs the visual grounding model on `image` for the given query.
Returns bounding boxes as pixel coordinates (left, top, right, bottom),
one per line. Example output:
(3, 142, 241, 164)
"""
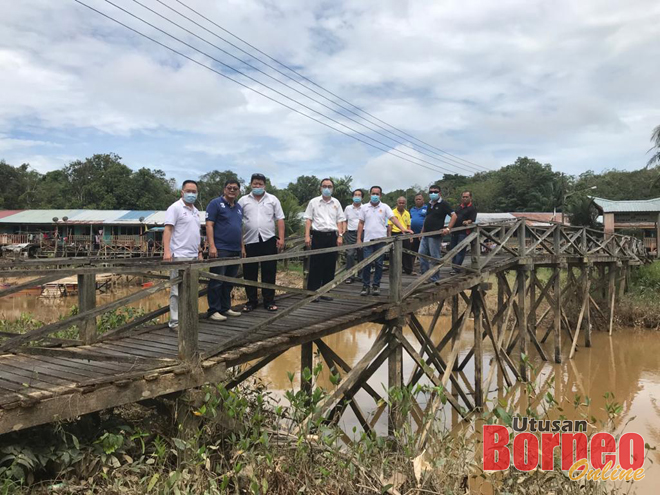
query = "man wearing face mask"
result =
(163, 180, 203, 331)
(343, 188, 364, 284)
(303, 178, 346, 299)
(238, 173, 286, 312)
(357, 186, 413, 296)
(419, 185, 457, 282)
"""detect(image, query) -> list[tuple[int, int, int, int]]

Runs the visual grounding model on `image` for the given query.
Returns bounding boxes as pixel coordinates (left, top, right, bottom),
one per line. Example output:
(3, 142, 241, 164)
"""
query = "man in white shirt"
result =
(163, 180, 203, 330)
(303, 178, 346, 299)
(357, 186, 412, 296)
(238, 173, 286, 312)
(343, 188, 364, 284)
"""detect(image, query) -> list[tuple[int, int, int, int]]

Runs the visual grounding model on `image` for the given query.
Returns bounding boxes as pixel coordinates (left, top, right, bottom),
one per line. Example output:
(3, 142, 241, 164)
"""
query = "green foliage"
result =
(196, 170, 243, 210)
(566, 194, 599, 227)
(647, 124, 660, 168)
(271, 189, 303, 236)
(286, 174, 320, 205)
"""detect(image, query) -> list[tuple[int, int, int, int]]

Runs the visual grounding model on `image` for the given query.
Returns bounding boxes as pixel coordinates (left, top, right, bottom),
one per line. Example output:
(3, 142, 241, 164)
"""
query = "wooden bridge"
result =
(0, 220, 647, 438)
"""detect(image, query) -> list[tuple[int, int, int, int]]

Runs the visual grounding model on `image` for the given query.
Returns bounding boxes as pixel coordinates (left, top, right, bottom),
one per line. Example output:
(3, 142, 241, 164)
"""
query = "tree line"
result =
(2, 153, 660, 231)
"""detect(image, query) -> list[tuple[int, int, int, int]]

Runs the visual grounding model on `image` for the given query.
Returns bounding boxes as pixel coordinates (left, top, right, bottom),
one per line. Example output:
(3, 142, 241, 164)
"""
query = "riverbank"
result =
(616, 262, 660, 330)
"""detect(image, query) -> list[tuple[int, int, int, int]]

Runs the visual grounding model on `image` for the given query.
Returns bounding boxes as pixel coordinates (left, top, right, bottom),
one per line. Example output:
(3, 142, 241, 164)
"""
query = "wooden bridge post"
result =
(608, 263, 617, 335)
(470, 227, 481, 269)
(584, 264, 592, 347)
(387, 322, 403, 435)
(471, 288, 483, 409)
(518, 220, 527, 257)
(389, 238, 402, 303)
(301, 342, 313, 396)
(517, 266, 529, 381)
(78, 274, 97, 344)
(496, 273, 504, 339)
(552, 226, 562, 363)
(178, 267, 199, 363)
(529, 267, 537, 337)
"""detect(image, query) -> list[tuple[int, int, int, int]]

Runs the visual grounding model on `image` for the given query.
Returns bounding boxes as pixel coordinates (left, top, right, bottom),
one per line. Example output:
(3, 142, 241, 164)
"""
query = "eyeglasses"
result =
(429, 190, 440, 194)
(226, 186, 240, 192)
(462, 196, 470, 199)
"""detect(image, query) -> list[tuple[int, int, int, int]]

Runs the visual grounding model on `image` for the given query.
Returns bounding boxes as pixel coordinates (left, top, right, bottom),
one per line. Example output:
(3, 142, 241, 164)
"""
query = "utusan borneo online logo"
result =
(482, 417, 647, 482)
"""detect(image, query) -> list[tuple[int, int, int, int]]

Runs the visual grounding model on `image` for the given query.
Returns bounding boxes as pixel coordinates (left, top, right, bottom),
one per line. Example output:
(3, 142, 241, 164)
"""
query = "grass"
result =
(616, 261, 660, 330)
(0, 360, 639, 495)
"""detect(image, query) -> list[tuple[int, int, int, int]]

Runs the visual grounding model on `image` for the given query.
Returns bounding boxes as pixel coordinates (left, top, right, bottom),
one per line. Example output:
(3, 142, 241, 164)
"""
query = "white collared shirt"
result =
(238, 191, 285, 244)
(344, 203, 363, 231)
(359, 201, 394, 242)
(164, 198, 202, 257)
(303, 196, 346, 232)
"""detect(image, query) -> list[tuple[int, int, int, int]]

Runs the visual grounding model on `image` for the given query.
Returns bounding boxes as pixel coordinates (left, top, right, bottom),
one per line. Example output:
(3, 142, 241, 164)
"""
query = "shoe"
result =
(360, 286, 370, 296)
(320, 296, 333, 301)
(223, 309, 242, 317)
(169, 325, 178, 332)
(450, 269, 458, 275)
(209, 312, 227, 322)
(345, 278, 353, 284)
(372, 286, 380, 296)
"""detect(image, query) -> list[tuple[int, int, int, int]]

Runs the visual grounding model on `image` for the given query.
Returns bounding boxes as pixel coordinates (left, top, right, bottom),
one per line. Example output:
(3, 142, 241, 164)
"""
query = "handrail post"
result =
(553, 224, 561, 260)
(389, 239, 402, 303)
(178, 266, 199, 363)
(470, 226, 481, 270)
(517, 220, 526, 258)
(581, 228, 587, 256)
(77, 273, 96, 344)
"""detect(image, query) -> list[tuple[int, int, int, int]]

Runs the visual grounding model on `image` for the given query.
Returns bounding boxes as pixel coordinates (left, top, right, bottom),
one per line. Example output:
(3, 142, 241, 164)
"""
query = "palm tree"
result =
(648, 125, 660, 190)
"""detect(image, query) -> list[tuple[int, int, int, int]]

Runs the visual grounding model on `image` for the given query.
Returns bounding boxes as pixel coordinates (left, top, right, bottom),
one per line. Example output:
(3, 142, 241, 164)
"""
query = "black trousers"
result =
(307, 230, 338, 291)
(244, 235, 278, 306)
(393, 232, 414, 274)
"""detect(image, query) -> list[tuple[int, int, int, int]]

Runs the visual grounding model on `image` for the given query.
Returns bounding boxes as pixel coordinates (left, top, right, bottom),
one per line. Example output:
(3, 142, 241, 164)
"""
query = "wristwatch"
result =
(338, 233, 343, 237)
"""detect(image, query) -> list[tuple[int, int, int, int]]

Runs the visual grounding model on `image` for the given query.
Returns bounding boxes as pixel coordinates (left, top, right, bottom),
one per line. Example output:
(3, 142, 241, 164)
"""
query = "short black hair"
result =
(224, 179, 240, 188)
(370, 185, 382, 194)
(250, 173, 267, 183)
(320, 178, 334, 187)
(414, 192, 424, 199)
(182, 180, 198, 189)
(352, 188, 363, 196)
(429, 185, 441, 192)
(462, 190, 472, 197)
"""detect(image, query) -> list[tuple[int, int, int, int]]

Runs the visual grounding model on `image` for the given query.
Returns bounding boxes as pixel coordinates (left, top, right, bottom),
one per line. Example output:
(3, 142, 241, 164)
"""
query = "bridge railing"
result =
(0, 221, 646, 363)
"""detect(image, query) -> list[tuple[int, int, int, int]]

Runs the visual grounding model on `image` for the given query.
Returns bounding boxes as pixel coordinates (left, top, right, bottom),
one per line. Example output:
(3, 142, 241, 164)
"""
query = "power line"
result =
(172, 0, 494, 173)
(73, 0, 457, 176)
(152, 0, 490, 175)
(88, 0, 477, 177)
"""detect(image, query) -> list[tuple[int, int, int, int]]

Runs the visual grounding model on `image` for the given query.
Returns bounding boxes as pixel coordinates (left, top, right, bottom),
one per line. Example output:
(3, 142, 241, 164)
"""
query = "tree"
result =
(567, 194, 599, 228)
(648, 125, 660, 168)
(330, 175, 353, 207)
(271, 189, 303, 236)
(286, 175, 319, 205)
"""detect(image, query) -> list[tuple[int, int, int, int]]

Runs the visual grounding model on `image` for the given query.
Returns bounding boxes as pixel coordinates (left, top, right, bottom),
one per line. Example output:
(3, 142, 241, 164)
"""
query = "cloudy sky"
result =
(1, 0, 659, 190)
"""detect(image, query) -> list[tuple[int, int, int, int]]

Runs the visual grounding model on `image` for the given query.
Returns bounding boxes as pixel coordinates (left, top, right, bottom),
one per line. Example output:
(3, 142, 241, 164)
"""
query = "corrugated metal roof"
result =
(475, 213, 516, 224)
(591, 196, 660, 213)
(115, 210, 158, 222)
(0, 210, 23, 220)
(144, 210, 205, 225)
(68, 210, 129, 223)
(0, 209, 86, 223)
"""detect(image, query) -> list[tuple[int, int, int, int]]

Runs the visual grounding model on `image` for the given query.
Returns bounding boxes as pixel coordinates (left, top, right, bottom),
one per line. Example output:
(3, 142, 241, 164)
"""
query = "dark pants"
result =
(307, 231, 338, 291)
(244, 235, 278, 307)
(344, 230, 363, 278)
(362, 242, 385, 287)
(208, 250, 240, 314)
(393, 232, 414, 274)
(451, 232, 468, 269)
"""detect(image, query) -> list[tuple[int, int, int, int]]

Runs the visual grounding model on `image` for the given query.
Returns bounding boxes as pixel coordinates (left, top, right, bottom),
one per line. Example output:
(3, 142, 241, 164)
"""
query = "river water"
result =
(1, 291, 659, 493)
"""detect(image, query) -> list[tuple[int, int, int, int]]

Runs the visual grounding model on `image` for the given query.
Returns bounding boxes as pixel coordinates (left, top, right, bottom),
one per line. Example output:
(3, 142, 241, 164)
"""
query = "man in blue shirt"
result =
(206, 179, 244, 322)
(409, 193, 428, 266)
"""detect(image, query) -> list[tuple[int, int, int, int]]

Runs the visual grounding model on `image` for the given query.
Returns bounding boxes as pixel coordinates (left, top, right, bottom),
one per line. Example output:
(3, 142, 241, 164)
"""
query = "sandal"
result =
(265, 303, 278, 312)
(242, 303, 258, 313)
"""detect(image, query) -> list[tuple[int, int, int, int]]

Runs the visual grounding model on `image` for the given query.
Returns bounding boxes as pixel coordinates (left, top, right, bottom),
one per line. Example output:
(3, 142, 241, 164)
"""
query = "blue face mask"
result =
(429, 192, 440, 201)
(252, 187, 265, 195)
(353, 196, 362, 204)
(370, 195, 380, 204)
(322, 187, 333, 198)
(183, 192, 197, 204)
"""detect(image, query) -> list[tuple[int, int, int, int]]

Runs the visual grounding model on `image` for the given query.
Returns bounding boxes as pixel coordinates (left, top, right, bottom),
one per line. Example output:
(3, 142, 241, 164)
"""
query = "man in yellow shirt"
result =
(388, 196, 414, 274)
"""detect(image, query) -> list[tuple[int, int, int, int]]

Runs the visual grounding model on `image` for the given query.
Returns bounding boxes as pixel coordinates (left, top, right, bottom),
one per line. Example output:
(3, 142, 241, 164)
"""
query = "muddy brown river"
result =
(1, 290, 659, 493)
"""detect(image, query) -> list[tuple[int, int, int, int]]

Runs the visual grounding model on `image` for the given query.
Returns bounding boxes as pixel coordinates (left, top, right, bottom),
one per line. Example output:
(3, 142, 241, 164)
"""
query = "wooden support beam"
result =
(568, 272, 591, 360)
(472, 288, 483, 409)
(608, 263, 616, 335)
(0, 272, 75, 299)
(553, 265, 562, 363)
(389, 237, 403, 303)
(529, 268, 537, 337)
(78, 273, 97, 344)
(177, 268, 199, 363)
(387, 331, 403, 435)
(301, 342, 313, 396)
(517, 267, 528, 381)
(226, 351, 284, 390)
(584, 265, 592, 348)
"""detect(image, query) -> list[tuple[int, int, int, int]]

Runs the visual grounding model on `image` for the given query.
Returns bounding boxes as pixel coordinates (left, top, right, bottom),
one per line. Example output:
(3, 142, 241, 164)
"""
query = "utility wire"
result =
(152, 0, 488, 174)
(73, 0, 455, 176)
(86, 0, 477, 177)
(172, 0, 493, 172)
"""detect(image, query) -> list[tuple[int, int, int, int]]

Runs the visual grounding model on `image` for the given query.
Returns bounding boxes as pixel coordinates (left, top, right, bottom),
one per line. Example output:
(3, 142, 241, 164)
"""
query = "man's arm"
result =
(390, 216, 413, 234)
(163, 225, 173, 261)
(305, 219, 312, 248)
(387, 224, 392, 237)
(356, 220, 364, 244)
(206, 221, 217, 258)
(443, 212, 458, 234)
(276, 219, 285, 251)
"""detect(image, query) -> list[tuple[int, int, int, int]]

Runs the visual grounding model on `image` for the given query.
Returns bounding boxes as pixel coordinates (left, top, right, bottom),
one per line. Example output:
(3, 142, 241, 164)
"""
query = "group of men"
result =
(163, 175, 477, 330)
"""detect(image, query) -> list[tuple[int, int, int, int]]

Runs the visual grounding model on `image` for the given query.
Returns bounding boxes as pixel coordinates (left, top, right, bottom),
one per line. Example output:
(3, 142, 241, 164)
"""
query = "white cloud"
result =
(0, 0, 658, 185)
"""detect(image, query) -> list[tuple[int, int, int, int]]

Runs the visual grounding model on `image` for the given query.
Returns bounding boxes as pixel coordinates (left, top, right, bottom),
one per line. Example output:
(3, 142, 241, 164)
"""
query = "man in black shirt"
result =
(451, 191, 478, 274)
(419, 185, 457, 282)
